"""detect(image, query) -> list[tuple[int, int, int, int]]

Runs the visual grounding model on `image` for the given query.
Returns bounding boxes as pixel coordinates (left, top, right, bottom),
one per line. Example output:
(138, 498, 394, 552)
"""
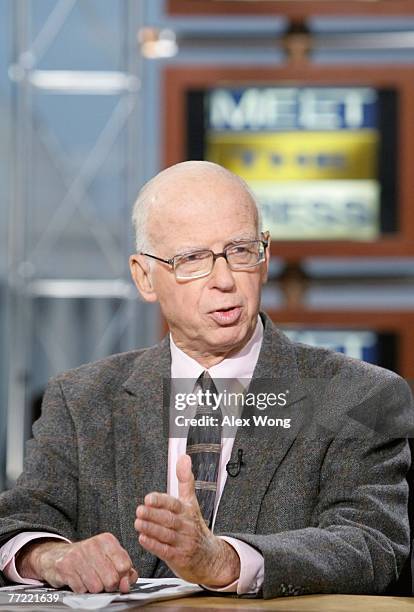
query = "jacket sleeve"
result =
(0, 377, 78, 584)
(221, 375, 412, 599)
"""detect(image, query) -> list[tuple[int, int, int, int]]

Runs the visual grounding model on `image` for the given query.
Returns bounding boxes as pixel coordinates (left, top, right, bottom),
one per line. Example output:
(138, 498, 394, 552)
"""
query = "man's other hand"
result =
(135, 454, 240, 587)
(16, 533, 138, 593)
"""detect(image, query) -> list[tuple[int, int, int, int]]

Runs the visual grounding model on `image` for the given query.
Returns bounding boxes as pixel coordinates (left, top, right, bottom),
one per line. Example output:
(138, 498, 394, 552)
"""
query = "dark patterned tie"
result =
(153, 371, 222, 578)
(186, 371, 222, 528)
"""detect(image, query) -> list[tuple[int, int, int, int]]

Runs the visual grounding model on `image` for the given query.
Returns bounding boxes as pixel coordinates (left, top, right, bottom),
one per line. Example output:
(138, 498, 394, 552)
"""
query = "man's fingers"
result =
(138, 534, 173, 563)
(89, 534, 135, 592)
(96, 533, 133, 575)
(119, 576, 129, 594)
(129, 568, 138, 584)
(143, 492, 182, 514)
(78, 566, 104, 595)
(117, 568, 138, 594)
(136, 506, 182, 530)
(135, 517, 178, 546)
(177, 454, 196, 504)
(67, 574, 88, 594)
(91, 555, 123, 592)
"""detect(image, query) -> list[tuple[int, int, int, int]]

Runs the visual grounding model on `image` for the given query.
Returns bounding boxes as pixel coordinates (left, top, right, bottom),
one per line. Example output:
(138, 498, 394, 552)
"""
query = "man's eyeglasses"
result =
(141, 231, 270, 280)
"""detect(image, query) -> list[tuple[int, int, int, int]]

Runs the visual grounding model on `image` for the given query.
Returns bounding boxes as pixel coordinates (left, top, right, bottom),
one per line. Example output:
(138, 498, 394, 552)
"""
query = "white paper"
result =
(0, 578, 202, 610)
(63, 578, 201, 609)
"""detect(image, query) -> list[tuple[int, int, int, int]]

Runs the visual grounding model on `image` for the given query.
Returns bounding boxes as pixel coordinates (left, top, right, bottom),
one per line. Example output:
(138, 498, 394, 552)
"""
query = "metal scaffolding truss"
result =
(6, 0, 150, 486)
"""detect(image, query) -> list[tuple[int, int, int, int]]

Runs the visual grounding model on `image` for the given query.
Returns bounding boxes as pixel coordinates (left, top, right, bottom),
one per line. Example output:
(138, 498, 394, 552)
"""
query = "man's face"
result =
(131, 170, 269, 365)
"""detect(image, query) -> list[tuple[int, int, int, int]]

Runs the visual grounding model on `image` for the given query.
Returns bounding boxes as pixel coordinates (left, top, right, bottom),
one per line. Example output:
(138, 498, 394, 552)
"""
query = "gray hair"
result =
(131, 179, 157, 254)
(131, 161, 262, 254)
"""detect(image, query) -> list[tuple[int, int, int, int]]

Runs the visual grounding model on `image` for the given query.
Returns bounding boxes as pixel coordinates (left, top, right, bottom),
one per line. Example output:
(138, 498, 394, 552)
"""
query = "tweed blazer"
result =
(0, 312, 412, 598)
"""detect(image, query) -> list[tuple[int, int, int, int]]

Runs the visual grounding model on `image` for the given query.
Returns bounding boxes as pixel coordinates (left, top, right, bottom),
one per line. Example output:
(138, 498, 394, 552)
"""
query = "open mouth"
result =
(209, 306, 242, 325)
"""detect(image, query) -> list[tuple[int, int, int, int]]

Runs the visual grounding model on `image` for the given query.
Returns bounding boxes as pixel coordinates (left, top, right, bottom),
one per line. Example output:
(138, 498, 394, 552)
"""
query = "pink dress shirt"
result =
(0, 317, 265, 594)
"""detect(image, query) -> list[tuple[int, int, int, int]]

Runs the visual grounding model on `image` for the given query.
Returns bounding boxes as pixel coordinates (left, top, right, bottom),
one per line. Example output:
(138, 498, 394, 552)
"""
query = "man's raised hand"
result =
(135, 454, 240, 587)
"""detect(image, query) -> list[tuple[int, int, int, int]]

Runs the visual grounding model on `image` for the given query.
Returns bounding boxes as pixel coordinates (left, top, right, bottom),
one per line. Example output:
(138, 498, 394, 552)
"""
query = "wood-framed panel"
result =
(267, 308, 414, 378)
(167, 0, 414, 18)
(163, 64, 414, 260)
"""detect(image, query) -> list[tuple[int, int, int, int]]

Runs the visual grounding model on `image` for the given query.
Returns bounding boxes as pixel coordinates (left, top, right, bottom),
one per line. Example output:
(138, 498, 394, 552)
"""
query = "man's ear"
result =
(261, 233, 271, 285)
(129, 254, 158, 303)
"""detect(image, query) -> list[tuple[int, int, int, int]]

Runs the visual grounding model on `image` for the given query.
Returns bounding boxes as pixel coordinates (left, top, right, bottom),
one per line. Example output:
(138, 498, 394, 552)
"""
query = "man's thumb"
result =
(177, 454, 195, 502)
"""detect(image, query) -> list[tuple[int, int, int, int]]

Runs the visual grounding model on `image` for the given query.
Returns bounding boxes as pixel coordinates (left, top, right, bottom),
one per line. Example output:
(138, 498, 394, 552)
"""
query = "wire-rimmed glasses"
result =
(141, 231, 270, 280)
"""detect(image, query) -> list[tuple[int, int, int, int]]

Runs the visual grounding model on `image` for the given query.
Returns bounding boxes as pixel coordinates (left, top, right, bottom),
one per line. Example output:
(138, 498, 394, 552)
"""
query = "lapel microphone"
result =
(226, 448, 244, 477)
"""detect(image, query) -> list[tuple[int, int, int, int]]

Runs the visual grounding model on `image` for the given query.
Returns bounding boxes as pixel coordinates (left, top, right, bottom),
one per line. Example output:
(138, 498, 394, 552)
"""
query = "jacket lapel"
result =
(112, 336, 171, 577)
(214, 313, 308, 535)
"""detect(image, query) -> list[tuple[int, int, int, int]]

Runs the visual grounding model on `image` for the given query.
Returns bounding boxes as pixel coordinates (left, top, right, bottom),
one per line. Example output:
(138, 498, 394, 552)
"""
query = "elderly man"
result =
(0, 161, 412, 598)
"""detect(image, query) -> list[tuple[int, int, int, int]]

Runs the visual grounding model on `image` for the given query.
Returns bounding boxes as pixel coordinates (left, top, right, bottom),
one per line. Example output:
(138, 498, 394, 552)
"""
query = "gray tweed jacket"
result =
(0, 312, 412, 598)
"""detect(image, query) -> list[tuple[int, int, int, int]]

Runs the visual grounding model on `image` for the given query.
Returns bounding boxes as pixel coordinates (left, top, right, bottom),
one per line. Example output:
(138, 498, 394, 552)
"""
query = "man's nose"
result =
(209, 254, 236, 290)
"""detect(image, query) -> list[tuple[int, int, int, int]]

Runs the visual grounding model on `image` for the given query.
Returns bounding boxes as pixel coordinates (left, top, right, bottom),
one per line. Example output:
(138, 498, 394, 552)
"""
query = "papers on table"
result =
(0, 578, 202, 610)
